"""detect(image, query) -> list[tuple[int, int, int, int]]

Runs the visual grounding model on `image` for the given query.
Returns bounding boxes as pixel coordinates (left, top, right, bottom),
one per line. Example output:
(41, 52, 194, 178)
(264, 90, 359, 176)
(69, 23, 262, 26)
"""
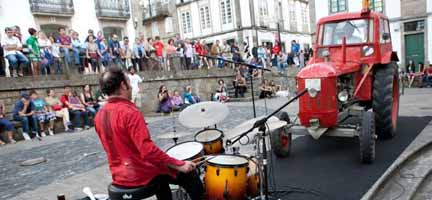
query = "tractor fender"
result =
(381, 51, 399, 64)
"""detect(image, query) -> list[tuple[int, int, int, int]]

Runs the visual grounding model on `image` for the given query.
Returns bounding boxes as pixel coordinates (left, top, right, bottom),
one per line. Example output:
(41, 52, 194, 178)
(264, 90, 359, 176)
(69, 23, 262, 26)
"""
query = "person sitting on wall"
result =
(157, 85, 173, 113)
(13, 93, 39, 140)
(184, 85, 200, 105)
(45, 89, 73, 132)
(422, 64, 432, 87)
(214, 79, 229, 103)
(0, 101, 16, 145)
(60, 86, 90, 131)
(171, 90, 185, 111)
(259, 79, 274, 99)
(233, 70, 247, 98)
(29, 90, 56, 137)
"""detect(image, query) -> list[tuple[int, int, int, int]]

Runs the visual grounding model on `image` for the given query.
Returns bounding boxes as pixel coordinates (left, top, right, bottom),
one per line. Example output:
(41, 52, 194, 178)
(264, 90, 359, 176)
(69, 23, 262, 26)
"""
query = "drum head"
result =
(195, 129, 222, 142)
(208, 155, 249, 167)
(166, 141, 203, 160)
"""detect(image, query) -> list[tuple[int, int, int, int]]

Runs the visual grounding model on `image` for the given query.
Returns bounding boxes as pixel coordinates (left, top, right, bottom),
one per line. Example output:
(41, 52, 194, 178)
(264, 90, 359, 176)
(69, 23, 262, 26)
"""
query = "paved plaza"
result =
(0, 88, 431, 200)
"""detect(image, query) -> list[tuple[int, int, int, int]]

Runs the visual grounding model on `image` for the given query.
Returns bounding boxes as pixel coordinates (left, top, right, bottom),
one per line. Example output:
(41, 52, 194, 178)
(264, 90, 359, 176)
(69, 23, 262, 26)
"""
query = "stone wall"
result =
(0, 67, 299, 114)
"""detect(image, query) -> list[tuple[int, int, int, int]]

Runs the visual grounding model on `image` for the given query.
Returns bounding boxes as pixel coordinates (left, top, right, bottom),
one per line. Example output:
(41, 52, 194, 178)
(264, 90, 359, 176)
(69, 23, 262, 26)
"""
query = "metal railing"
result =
(29, 0, 74, 16)
(94, 0, 130, 20)
(143, 2, 170, 22)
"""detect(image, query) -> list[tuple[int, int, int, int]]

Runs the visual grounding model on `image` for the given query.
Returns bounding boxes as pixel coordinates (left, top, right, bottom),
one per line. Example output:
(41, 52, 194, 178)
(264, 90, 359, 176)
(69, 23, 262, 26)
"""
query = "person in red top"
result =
(94, 67, 203, 200)
(422, 64, 432, 87)
(152, 36, 164, 65)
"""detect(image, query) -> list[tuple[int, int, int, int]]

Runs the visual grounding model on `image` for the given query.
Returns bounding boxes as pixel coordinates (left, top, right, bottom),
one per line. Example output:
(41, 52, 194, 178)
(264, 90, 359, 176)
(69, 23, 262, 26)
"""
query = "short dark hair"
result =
(29, 90, 37, 96)
(28, 28, 37, 35)
(99, 67, 128, 96)
(155, 36, 160, 40)
(58, 27, 66, 32)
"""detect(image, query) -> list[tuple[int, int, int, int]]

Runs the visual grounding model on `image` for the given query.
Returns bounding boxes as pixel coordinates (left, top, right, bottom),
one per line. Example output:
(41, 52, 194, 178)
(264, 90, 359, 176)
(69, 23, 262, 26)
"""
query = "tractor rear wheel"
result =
(359, 111, 375, 164)
(373, 62, 400, 139)
(271, 112, 292, 158)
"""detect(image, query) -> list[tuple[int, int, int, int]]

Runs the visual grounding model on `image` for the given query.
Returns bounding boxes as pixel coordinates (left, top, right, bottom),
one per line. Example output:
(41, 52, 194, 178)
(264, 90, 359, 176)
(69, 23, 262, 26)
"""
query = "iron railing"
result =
(29, 0, 74, 16)
(94, 0, 131, 20)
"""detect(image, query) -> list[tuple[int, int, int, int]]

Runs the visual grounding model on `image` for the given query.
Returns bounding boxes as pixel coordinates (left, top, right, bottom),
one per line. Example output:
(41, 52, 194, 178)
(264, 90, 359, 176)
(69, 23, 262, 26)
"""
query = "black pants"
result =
(235, 86, 247, 98)
(151, 170, 204, 200)
(185, 57, 192, 70)
(259, 90, 272, 99)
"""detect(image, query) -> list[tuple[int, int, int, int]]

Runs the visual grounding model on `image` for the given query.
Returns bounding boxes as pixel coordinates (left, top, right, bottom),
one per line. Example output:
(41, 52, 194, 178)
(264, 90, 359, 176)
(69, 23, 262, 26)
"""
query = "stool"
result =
(108, 183, 156, 200)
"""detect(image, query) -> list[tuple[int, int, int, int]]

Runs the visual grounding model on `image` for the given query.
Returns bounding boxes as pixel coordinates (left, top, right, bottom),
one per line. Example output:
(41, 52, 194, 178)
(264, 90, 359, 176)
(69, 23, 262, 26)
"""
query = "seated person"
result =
(259, 79, 273, 99)
(270, 80, 281, 93)
(214, 79, 229, 102)
(60, 86, 90, 131)
(423, 64, 432, 87)
(45, 89, 72, 132)
(170, 90, 185, 111)
(95, 89, 108, 108)
(30, 90, 56, 136)
(2, 27, 29, 77)
(0, 102, 16, 144)
(80, 84, 99, 116)
(233, 71, 247, 98)
(95, 67, 203, 200)
(184, 85, 200, 104)
(406, 60, 416, 88)
(157, 85, 173, 113)
(13, 93, 39, 140)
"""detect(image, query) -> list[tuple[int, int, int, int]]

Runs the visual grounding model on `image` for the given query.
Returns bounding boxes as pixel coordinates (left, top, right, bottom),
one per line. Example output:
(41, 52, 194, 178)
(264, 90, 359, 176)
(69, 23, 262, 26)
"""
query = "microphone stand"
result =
(200, 55, 271, 118)
(225, 88, 308, 200)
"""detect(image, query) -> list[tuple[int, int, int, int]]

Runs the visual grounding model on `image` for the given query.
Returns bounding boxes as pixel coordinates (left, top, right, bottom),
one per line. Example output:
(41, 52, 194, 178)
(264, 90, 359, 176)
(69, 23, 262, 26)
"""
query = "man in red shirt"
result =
(94, 67, 203, 200)
(153, 36, 164, 65)
(423, 64, 432, 87)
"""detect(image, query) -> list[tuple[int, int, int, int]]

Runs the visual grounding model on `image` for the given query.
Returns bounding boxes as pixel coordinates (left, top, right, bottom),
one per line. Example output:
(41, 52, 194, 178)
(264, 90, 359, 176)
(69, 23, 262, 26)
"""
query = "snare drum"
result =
(204, 155, 249, 200)
(195, 129, 224, 155)
(166, 141, 204, 161)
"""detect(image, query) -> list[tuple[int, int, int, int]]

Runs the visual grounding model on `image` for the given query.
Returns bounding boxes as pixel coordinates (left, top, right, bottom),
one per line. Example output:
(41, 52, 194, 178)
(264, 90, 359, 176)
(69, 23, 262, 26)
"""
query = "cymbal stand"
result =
(255, 124, 269, 200)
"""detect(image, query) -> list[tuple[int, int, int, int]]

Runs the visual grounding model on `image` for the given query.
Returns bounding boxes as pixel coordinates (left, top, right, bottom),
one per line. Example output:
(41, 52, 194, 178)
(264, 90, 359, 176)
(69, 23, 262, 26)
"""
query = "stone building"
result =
(174, 0, 313, 51)
(0, 0, 136, 42)
(312, 0, 432, 68)
(138, 0, 180, 40)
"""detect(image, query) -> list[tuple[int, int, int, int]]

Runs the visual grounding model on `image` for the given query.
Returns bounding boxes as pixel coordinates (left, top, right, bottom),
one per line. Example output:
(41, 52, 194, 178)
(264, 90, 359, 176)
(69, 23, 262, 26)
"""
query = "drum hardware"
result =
(225, 89, 308, 200)
(179, 101, 230, 128)
(195, 129, 224, 155)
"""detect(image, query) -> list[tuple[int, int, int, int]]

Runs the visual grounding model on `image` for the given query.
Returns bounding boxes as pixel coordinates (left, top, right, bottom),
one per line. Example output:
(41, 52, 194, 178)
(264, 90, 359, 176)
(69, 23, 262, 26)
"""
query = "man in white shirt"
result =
(127, 67, 143, 108)
(2, 27, 29, 77)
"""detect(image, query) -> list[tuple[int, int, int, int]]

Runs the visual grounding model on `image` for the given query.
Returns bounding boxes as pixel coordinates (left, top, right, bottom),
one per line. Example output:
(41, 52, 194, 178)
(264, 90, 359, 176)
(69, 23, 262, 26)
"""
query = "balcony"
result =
(29, 0, 74, 16)
(142, 2, 170, 24)
(95, 0, 131, 20)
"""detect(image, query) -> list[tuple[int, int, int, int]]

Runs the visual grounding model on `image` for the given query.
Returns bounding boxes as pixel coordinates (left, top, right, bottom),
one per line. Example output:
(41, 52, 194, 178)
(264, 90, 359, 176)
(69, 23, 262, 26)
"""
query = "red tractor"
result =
(292, 0, 400, 164)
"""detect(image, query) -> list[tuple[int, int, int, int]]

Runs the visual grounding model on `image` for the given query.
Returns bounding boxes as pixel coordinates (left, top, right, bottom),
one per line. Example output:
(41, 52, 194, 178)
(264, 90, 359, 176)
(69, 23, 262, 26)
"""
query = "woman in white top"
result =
(38, 31, 53, 75)
(48, 35, 62, 74)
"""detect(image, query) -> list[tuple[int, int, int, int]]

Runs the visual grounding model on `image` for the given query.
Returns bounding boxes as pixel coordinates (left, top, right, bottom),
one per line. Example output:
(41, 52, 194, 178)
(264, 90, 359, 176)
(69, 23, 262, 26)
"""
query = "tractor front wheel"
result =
(373, 62, 400, 139)
(359, 111, 376, 164)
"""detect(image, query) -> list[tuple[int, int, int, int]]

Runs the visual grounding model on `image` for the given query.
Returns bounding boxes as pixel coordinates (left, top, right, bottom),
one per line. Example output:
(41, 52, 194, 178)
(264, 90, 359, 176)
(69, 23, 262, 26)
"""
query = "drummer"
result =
(94, 67, 204, 200)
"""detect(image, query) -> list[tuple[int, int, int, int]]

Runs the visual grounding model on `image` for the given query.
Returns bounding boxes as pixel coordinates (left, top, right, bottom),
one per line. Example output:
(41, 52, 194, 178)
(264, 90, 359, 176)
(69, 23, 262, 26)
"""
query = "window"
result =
(321, 19, 372, 45)
(379, 19, 391, 43)
(301, 3, 308, 32)
(165, 17, 173, 33)
(329, 0, 347, 13)
(181, 11, 192, 33)
(151, 22, 159, 37)
(220, 0, 232, 24)
(258, 0, 268, 16)
(369, 0, 383, 12)
(289, 0, 297, 31)
(404, 20, 425, 32)
(200, 6, 211, 29)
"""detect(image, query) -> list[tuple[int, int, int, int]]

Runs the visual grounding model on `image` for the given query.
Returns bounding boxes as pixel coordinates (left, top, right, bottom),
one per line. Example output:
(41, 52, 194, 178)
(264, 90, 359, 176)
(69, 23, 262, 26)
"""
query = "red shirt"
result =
(425, 68, 432, 75)
(60, 95, 69, 108)
(153, 41, 164, 57)
(194, 44, 203, 55)
(94, 97, 184, 187)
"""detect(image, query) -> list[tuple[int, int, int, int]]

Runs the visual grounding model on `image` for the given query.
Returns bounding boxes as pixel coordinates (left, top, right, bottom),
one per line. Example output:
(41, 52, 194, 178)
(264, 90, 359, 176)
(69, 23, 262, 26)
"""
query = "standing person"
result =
(132, 38, 144, 71)
(60, 86, 90, 131)
(48, 35, 62, 74)
(174, 33, 184, 47)
(86, 35, 102, 73)
(38, 31, 53, 75)
(0, 102, 16, 144)
(57, 27, 79, 68)
(153, 36, 165, 66)
(95, 68, 203, 199)
(166, 39, 177, 71)
(257, 45, 267, 69)
(45, 89, 72, 132)
(291, 40, 300, 55)
(13, 93, 39, 140)
(108, 34, 122, 68)
(210, 40, 221, 67)
(2, 27, 29, 77)
(277, 53, 287, 74)
(29, 90, 56, 136)
(184, 39, 193, 70)
(127, 67, 143, 108)
(231, 42, 242, 69)
(80, 84, 99, 116)
(120, 37, 132, 69)
(221, 40, 231, 68)
(26, 28, 41, 75)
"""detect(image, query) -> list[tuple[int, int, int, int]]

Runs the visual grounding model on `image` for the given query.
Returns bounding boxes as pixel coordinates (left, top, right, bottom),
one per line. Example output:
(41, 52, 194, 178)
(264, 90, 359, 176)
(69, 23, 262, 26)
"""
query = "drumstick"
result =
(193, 156, 215, 165)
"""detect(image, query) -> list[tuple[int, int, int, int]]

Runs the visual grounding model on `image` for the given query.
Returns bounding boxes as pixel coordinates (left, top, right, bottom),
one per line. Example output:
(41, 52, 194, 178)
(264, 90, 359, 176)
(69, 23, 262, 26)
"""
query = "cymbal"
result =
(156, 132, 193, 139)
(225, 116, 287, 139)
(179, 101, 230, 128)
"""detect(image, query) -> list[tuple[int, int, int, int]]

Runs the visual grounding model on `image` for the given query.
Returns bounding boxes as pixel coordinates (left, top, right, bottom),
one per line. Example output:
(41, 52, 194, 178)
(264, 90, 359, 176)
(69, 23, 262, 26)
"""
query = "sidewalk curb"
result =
(361, 121, 432, 200)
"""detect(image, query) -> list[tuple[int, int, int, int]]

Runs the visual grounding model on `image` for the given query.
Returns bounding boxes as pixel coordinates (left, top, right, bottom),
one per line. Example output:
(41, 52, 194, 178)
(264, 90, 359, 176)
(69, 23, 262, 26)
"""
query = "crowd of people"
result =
(0, 85, 109, 145)
(156, 84, 201, 113)
(1, 25, 312, 78)
(404, 60, 432, 88)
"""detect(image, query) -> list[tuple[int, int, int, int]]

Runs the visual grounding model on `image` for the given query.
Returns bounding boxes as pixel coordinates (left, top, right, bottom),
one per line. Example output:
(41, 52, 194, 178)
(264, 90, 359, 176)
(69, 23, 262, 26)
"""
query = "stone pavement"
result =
(0, 88, 431, 200)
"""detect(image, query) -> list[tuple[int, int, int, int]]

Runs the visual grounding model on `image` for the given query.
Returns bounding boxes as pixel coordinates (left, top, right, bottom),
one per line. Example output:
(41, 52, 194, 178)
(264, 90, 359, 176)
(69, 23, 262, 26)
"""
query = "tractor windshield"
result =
(321, 19, 372, 45)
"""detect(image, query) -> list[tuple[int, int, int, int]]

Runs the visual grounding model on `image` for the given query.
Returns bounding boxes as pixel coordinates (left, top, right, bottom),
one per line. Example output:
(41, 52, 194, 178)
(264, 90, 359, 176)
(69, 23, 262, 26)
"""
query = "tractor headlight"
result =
(362, 46, 374, 57)
(338, 90, 349, 102)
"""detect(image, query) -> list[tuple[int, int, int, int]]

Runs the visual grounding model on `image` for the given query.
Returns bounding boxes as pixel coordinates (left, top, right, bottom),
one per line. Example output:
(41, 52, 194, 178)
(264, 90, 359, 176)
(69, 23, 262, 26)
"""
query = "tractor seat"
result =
(108, 183, 156, 200)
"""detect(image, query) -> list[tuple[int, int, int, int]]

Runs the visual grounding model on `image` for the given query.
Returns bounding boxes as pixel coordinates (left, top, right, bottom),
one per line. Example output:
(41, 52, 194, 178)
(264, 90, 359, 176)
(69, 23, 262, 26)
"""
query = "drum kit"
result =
(157, 101, 292, 200)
